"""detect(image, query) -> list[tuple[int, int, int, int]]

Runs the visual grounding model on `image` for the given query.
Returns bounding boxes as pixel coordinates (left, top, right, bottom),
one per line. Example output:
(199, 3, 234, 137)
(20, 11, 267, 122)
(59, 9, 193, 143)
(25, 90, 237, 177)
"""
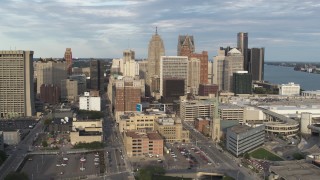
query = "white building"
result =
(279, 82, 300, 96)
(3, 130, 20, 145)
(160, 56, 188, 96)
(79, 92, 101, 111)
(301, 90, 320, 98)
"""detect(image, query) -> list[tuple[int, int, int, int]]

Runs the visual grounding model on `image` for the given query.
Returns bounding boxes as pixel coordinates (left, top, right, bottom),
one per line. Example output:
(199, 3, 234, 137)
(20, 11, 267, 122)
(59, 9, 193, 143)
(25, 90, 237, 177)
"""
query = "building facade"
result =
(177, 35, 195, 56)
(123, 50, 139, 77)
(194, 117, 210, 133)
(79, 92, 101, 111)
(219, 104, 244, 124)
(188, 58, 200, 94)
(279, 82, 300, 96)
(233, 71, 252, 95)
(250, 48, 264, 81)
(160, 56, 188, 101)
(146, 30, 165, 96)
(40, 84, 60, 104)
(223, 48, 244, 92)
(154, 117, 189, 143)
(90, 60, 105, 92)
(64, 48, 72, 75)
(226, 125, 265, 156)
(213, 49, 226, 91)
(237, 32, 249, 71)
(61, 79, 78, 102)
(198, 84, 219, 96)
(70, 119, 103, 145)
(180, 96, 214, 121)
(0, 50, 35, 118)
(124, 130, 164, 158)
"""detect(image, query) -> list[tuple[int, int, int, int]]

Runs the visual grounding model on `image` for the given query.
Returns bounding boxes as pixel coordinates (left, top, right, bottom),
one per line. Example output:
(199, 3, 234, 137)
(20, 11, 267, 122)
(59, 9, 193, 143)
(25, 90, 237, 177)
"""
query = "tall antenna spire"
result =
(155, 26, 158, 35)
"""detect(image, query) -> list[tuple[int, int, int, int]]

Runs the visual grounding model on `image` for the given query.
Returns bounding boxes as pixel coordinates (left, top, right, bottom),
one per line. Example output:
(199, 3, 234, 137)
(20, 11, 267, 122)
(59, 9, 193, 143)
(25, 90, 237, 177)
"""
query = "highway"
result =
(183, 122, 256, 180)
(0, 117, 45, 179)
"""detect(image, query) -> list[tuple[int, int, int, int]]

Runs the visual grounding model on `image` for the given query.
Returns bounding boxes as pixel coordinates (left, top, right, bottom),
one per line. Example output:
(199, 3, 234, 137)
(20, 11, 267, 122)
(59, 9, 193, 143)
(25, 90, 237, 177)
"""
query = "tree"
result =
(4, 172, 29, 180)
(136, 166, 165, 180)
(42, 141, 48, 147)
(244, 153, 250, 160)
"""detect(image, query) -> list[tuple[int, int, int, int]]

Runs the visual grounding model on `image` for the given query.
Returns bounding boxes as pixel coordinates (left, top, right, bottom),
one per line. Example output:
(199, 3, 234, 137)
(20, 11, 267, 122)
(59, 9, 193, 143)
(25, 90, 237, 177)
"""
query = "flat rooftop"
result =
(147, 132, 163, 140)
(229, 125, 251, 134)
(219, 103, 243, 110)
(270, 161, 320, 180)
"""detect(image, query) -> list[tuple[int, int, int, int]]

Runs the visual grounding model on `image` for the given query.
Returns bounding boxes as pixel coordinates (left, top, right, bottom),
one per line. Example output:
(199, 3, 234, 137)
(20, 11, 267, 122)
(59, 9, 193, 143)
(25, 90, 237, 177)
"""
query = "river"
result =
(264, 64, 320, 91)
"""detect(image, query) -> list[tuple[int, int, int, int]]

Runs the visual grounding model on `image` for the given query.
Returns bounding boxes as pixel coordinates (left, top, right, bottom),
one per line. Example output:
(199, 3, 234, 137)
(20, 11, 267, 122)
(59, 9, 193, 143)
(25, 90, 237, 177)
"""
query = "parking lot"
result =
(21, 152, 104, 180)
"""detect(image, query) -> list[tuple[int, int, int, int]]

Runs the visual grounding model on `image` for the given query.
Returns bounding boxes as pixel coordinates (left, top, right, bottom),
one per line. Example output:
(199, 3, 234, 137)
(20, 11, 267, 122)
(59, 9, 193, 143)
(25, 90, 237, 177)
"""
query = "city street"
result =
(183, 121, 256, 180)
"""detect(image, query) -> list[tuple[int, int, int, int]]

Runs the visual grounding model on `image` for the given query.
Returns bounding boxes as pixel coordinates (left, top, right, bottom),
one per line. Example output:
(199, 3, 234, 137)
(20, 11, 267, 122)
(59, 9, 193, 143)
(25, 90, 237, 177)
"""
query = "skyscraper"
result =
(123, 50, 139, 77)
(0, 50, 35, 118)
(188, 58, 200, 94)
(160, 56, 188, 102)
(223, 48, 244, 92)
(177, 35, 195, 56)
(250, 48, 265, 81)
(233, 71, 252, 95)
(237, 32, 249, 71)
(213, 49, 226, 91)
(90, 59, 105, 92)
(36, 60, 67, 96)
(64, 48, 72, 75)
(147, 29, 165, 96)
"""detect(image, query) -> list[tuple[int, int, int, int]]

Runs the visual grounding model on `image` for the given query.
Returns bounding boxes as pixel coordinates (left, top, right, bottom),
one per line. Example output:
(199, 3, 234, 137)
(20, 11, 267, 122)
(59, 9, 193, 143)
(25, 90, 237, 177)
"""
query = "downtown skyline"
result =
(0, 0, 320, 61)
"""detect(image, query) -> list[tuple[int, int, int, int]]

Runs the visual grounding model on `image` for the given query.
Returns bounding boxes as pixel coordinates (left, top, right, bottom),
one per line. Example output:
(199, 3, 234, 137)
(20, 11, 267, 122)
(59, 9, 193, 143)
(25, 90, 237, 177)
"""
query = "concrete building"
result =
(179, 95, 214, 121)
(113, 76, 141, 115)
(0, 50, 35, 118)
(70, 119, 103, 145)
(301, 90, 320, 98)
(279, 82, 300, 96)
(198, 84, 219, 96)
(269, 161, 320, 180)
(124, 130, 164, 158)
(146, 30, 165, 96)
(61, 79, 78, 102)
(208, 61, 213, 84)
(194, 117, 210, 133)
(237, 32, 249, 71)
(249, 48, 264, 81)
(137, 60, 148, 80)
(72, 67, 90, 77)
(213, 49, 226, 91)
(3, 130, 21, 145)
(64, 48, 72, 75)
(69, 74, 87, 95)
(40, 84, 60, 104)
(226, 124, 265, 156)
(36, 59, 67, 95)
(191, 51, 208, 84)
(79, 92, 101, 111)
(118, 110, 167, 133)
(219, 104, 244, 123)
(243, 106, 265, 124)
(223, 48, 244, 92)
(233, 71, 252, 95)
(90, 59, 105, 92)
(160, 56, 188, 102)
(300, 112, 312, 134)
(188, 58, 201, 94)
(123, 50, 139, 77)
(154, 117, 189, 143)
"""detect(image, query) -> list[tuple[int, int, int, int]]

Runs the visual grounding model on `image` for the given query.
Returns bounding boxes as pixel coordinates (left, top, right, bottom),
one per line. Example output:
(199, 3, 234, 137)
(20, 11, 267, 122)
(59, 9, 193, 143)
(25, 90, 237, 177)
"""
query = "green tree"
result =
(244, 153, 250, 160)
(42, 141, 48, 147)
(136, 166, 165, 180)
(4, 172, 29, 180)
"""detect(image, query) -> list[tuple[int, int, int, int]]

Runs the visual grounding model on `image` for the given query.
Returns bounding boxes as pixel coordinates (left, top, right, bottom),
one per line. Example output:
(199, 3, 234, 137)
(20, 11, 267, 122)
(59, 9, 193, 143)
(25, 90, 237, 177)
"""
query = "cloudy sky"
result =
(0, 0, 319, 61)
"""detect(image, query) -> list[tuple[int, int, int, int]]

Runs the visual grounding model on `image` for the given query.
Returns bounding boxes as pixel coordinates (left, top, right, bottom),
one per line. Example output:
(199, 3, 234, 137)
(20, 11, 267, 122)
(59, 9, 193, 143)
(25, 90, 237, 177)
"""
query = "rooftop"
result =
(229, 125, 251, 134)
(270, 161, 320, 180)
(147, 132, 163, 140)
(219, 103, 243, 110)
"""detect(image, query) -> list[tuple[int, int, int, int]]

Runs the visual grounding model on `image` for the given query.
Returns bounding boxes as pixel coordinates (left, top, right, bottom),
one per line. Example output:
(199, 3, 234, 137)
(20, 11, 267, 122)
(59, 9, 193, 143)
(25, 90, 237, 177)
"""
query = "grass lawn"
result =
(250, 148, 283, 161)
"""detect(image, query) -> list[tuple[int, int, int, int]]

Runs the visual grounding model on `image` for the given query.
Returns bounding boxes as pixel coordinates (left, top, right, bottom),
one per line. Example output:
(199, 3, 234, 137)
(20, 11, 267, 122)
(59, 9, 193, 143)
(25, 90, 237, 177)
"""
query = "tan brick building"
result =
(70, 119, 103, 145)
(154, 117, 189, 143)
(124, 130, 163, 158)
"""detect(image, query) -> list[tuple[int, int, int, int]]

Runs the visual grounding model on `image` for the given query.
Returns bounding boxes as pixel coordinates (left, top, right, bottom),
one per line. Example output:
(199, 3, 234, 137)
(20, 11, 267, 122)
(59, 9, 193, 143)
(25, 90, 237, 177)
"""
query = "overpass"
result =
(256, 106, 299, 136)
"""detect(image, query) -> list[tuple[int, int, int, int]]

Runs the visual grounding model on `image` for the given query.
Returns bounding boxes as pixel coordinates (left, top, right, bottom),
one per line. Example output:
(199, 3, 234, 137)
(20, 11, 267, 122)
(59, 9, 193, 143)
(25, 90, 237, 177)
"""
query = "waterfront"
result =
(264, 64, 320, 91)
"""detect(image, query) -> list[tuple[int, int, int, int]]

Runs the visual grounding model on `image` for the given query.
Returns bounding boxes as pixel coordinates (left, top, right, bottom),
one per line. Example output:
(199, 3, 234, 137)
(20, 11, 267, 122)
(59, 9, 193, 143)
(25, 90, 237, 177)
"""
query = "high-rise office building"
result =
(36, 60, 67, 95)
(0, 50, 35, 118)
(188, 58, 200, 94)
(223, 48, 244, 92)
(123, 50, 139, 77)
(61, 79, 78, 102)
(113, 76, 141, 112)
(237, 32, 249, 71)
(64, 48, 72, 75)
(160, 56, 188, 102)
(233, 71, 252, 95)
(90, 59, 105, 92)
(213, 49, 226, 91)
(177, 35, 195, 56)
(250, 48, 264, 81)
(147, 30, 165, 96)
(191, 51, 208, 84)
